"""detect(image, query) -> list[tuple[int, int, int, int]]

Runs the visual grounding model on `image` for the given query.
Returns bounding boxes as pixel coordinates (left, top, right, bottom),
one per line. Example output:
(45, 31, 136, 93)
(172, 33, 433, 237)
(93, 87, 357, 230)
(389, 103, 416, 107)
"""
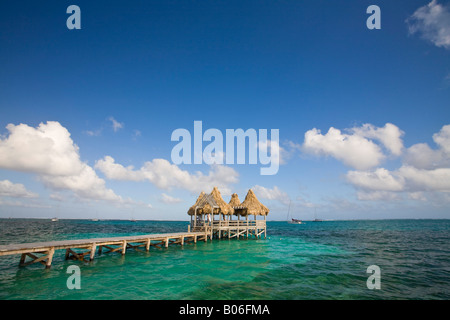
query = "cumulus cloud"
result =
(351, 123, 404, 156)
(346, 124, 450, 201)
(302, 126, 386, 170)
(398, 166, 450, 192)
(95, 156, 239, 195)
(407, 0, 450, 49)
(252, 185, 290, 205)
(0, 121, 123, 203)
(0, 180, 38, 198)
(159, 193, 183, 204)
(302, 123, 404, 170)
(0, 122, 84, 176)
(348, 166, 450, 201)
(404, 124, 450, 169)
(347, 168, 405, 192)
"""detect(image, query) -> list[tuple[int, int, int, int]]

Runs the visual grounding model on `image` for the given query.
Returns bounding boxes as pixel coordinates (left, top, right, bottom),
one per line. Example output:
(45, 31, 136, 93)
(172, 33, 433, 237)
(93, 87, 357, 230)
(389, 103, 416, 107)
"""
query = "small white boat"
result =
(51, 217, 58, 222)
(286, 201, 304, 224)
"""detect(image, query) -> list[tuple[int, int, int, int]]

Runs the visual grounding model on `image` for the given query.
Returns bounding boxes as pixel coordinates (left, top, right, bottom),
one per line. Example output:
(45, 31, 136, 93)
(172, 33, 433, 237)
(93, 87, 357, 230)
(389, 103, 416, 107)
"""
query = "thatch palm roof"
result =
(240, 189, 269, 216)
(187, 191, 206, 215)
(229, 193, 241, 208)
(202, 187, 234, 215)
(229, 193, 246, 216)
(188, 187, 234, 215)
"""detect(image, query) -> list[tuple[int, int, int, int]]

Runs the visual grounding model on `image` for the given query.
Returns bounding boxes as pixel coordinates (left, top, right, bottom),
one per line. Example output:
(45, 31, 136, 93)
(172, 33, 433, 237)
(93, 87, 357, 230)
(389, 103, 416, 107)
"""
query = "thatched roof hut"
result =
(202, 187, 234, 215)
(240, 189, 269, 216)
(229, 193, 245, 216)
(187, 191, 206, 216)
(228, 193, 241, 207)
(188, 187, 234, 216)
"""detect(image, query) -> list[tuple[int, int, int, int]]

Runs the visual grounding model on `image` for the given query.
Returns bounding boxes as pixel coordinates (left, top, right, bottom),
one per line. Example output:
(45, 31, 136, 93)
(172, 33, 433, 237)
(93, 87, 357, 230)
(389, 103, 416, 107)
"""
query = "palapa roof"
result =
(203, 187, 234, 215)
(187, 187, 234, 215)
(228, 193, 242, 207)
(240, 189, 270, 216)
(229, 193, 246, 216)
(187, 191, 206, 215)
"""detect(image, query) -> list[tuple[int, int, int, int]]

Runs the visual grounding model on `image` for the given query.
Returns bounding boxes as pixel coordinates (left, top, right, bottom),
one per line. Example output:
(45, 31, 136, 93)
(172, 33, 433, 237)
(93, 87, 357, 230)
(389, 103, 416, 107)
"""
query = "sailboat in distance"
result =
(312, 207, 322, 222)
(287, 201, 303, 224)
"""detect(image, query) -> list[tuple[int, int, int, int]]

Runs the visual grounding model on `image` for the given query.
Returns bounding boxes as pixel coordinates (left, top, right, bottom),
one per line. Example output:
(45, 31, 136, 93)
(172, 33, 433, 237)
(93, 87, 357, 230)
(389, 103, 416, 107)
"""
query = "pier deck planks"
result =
(0, 232, 207, 268)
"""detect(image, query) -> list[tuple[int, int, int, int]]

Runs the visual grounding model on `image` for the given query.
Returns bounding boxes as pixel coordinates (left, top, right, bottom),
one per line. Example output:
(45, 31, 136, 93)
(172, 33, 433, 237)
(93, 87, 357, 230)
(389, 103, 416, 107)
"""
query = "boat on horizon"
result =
(312, 208, 323, 222)
(286, 201, 304, 224)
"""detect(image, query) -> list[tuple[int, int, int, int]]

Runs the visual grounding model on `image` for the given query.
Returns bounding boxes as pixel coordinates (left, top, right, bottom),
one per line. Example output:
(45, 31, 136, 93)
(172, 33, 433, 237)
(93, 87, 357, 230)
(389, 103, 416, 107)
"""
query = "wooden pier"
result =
(0, 231, 209, 269)
(0, 188, 271, 270)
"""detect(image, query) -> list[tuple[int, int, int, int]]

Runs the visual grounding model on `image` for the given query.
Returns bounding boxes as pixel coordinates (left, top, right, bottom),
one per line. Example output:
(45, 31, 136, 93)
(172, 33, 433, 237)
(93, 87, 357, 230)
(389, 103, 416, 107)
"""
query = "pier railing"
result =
(211, 220, 266, 227)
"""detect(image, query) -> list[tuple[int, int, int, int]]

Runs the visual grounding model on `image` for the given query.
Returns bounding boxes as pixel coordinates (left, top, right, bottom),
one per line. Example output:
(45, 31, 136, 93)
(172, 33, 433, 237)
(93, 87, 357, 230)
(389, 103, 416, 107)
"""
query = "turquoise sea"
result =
(0, 219, 448, 300)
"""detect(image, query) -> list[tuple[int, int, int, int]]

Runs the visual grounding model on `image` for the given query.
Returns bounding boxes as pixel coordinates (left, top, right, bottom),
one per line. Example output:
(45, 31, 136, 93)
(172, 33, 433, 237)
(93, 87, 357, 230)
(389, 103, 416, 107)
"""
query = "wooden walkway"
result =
(0, 231, 209, 269)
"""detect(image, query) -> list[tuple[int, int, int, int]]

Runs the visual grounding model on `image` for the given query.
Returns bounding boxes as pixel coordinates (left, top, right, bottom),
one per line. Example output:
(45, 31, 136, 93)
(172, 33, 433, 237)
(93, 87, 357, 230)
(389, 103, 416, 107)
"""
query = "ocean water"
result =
(0, 219, 448, 300)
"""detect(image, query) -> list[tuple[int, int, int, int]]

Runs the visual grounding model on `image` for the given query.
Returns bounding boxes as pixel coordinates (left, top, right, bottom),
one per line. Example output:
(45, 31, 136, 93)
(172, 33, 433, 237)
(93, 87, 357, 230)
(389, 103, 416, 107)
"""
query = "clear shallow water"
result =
(0, 219, 449, 300)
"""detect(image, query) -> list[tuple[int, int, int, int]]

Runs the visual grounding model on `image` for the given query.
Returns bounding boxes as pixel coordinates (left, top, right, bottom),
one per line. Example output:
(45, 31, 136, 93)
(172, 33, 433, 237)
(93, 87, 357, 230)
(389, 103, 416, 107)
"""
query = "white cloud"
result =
(345, 124, 450, 202)
(347, 168, 405, 192)
(398, 166, 450, 192)
(407, 0, 450, 49)
(0, 121, 123, 203)
(39, 164, 123, 202)
(302, 126, 385, 170)
(302, 123, 404, 170)
(95, 156, 239, 195)
(252, 185, 290, 205)
(348, 165, 450, 200)
(0, 180, 38, 198)
(108, 117, 124, 132)
(94, 156, 143, 181)
(404, 124, 450, 169)
(0, 122, 84, 176)
(351, 123, 404, 156)
(159, 193, 183, 204)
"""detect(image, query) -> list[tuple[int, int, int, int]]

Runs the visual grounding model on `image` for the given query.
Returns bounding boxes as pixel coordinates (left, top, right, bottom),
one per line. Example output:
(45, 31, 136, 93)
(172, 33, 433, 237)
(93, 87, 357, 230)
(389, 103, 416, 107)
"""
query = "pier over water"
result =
(0, 187, 269, 269)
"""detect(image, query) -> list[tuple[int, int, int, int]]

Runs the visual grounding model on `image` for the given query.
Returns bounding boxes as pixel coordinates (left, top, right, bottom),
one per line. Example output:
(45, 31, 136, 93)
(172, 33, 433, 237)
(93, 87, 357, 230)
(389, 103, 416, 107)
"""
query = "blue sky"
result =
(0, 0, 449, 220)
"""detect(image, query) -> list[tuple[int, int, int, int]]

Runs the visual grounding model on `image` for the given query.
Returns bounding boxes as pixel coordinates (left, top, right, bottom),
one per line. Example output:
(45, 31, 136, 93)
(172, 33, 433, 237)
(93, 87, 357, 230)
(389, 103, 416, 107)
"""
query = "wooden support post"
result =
(90, 243, 96, 261)
(194, 235, 197, 243)
(46, 247, 55, 269)
(19, 253, 26, 266)
(165, 238, 169, 248)
(181, 236, 184, 246)
(98, 245, 103, 255)
(146, 238, 151, 251)
(264, 216, 267, 239)
(121, 241, 127, 255)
